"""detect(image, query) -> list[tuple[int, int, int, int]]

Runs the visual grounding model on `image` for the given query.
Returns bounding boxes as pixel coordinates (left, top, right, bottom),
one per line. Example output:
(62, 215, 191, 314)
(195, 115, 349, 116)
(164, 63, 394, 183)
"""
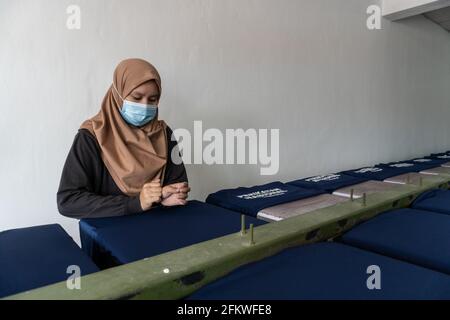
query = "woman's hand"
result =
(139, 179, 163, 211)
(161, 182, 190, 207)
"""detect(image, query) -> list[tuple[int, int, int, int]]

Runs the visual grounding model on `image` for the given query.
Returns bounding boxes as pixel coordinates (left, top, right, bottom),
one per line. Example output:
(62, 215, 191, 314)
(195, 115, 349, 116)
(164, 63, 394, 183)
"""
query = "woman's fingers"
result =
(162, 185, 178, 195)
(145, 191, 161, 198)
(143, 179, 161, 189)
(144, 181, 189, 208)
(161, 183, 190, 198)
(171, 182, 187, 188)
(144, 183, 161, 190)
(175, 186, 190, 193)
(161, 194, 188, 207)
(149, 196, 161, 203)
(165, 185, 178, 192)
(142, 184, 162, 202)
(147, 186, 162, 192)
(139, 181, 162, 211)
(171, 186, 190, 194)
(175, 193, 188, 200)
(171, 182, 189, 191)
(146, 193, 161, 199)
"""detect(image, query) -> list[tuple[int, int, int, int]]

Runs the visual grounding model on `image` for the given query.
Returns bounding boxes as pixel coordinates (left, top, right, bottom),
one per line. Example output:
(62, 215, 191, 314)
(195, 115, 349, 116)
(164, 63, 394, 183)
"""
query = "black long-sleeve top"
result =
(57, 126, 187, 219)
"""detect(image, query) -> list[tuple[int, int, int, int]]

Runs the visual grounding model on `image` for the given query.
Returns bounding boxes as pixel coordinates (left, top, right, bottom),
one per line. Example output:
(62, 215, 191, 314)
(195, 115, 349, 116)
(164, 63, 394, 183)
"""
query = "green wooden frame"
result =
(5, 176, 449, 300)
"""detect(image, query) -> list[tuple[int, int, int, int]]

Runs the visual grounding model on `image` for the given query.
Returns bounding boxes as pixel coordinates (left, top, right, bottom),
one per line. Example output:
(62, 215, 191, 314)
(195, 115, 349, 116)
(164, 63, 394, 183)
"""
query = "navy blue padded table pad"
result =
(339, 208, 450, 275)
(429, 153, 450, 161)
(206, 182, 323, 217)
(0, 224, 99, 298)
(80, 200, 265, 268)
(287, 173, 368, 193)
(412, 189, 450, 216)
(341, 165, 414, 181)
(379, 161, 439, 172)
(189, 242, 450, 300)
(409, 157, 449, 166)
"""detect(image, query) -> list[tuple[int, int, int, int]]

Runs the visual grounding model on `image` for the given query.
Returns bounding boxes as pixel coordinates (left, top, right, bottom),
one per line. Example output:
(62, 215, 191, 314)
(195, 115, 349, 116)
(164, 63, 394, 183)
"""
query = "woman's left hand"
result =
(161, 182, 190, 206)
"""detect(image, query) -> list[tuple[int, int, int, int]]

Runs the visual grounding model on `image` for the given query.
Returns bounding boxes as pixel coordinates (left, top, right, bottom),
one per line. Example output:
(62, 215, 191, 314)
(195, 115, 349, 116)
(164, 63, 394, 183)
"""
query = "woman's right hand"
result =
(139, 179, 162, 211)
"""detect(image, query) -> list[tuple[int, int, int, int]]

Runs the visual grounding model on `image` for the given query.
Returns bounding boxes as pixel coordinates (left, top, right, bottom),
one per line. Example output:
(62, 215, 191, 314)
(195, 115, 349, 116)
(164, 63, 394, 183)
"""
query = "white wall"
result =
(1, 0, 450, 243)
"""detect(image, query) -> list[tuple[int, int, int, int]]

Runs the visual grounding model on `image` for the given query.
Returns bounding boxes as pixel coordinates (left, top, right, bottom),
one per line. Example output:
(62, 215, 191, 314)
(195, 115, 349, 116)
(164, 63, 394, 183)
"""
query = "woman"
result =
(57, 58, 190, 219)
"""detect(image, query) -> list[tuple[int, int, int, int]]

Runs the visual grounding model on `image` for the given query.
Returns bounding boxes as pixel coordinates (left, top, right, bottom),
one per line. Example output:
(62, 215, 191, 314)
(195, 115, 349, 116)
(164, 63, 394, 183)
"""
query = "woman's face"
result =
(125, 80, 160, 105)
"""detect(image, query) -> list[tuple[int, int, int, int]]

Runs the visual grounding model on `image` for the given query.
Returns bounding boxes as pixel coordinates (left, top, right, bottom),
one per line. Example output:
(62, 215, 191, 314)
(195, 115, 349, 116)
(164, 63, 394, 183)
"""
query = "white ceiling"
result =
(424, 6, 450, 32)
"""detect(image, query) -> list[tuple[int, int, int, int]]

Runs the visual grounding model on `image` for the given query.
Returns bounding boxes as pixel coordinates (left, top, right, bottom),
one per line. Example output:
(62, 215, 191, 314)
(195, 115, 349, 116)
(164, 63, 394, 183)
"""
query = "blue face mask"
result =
(120, 100, 158, 127)
(112, 83, 158, 127)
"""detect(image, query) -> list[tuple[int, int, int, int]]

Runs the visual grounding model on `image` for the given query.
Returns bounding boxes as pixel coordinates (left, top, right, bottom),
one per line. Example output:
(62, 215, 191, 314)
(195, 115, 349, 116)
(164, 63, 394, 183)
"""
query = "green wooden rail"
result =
(5, 175, 450, 300)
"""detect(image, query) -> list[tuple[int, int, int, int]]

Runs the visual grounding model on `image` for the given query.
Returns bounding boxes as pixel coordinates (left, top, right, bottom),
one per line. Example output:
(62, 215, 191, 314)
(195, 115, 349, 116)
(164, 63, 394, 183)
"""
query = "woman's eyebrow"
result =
(130, 91, 159, 97)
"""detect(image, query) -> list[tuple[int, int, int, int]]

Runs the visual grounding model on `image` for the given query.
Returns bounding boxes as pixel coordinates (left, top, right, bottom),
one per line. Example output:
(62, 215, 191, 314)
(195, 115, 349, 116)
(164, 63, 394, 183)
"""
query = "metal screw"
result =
(249, 224, 255, 245)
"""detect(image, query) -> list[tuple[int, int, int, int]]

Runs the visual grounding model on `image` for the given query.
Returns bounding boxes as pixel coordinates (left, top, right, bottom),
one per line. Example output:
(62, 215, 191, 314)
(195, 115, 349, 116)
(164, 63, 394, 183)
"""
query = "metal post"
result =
(241, 215, 246, 236)
(249, 224, 255, 245)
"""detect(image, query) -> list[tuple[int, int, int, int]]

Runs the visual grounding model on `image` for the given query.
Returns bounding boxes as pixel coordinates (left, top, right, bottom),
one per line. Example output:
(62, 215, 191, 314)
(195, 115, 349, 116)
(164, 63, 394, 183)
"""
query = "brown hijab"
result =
(81, 58, 168, 196)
